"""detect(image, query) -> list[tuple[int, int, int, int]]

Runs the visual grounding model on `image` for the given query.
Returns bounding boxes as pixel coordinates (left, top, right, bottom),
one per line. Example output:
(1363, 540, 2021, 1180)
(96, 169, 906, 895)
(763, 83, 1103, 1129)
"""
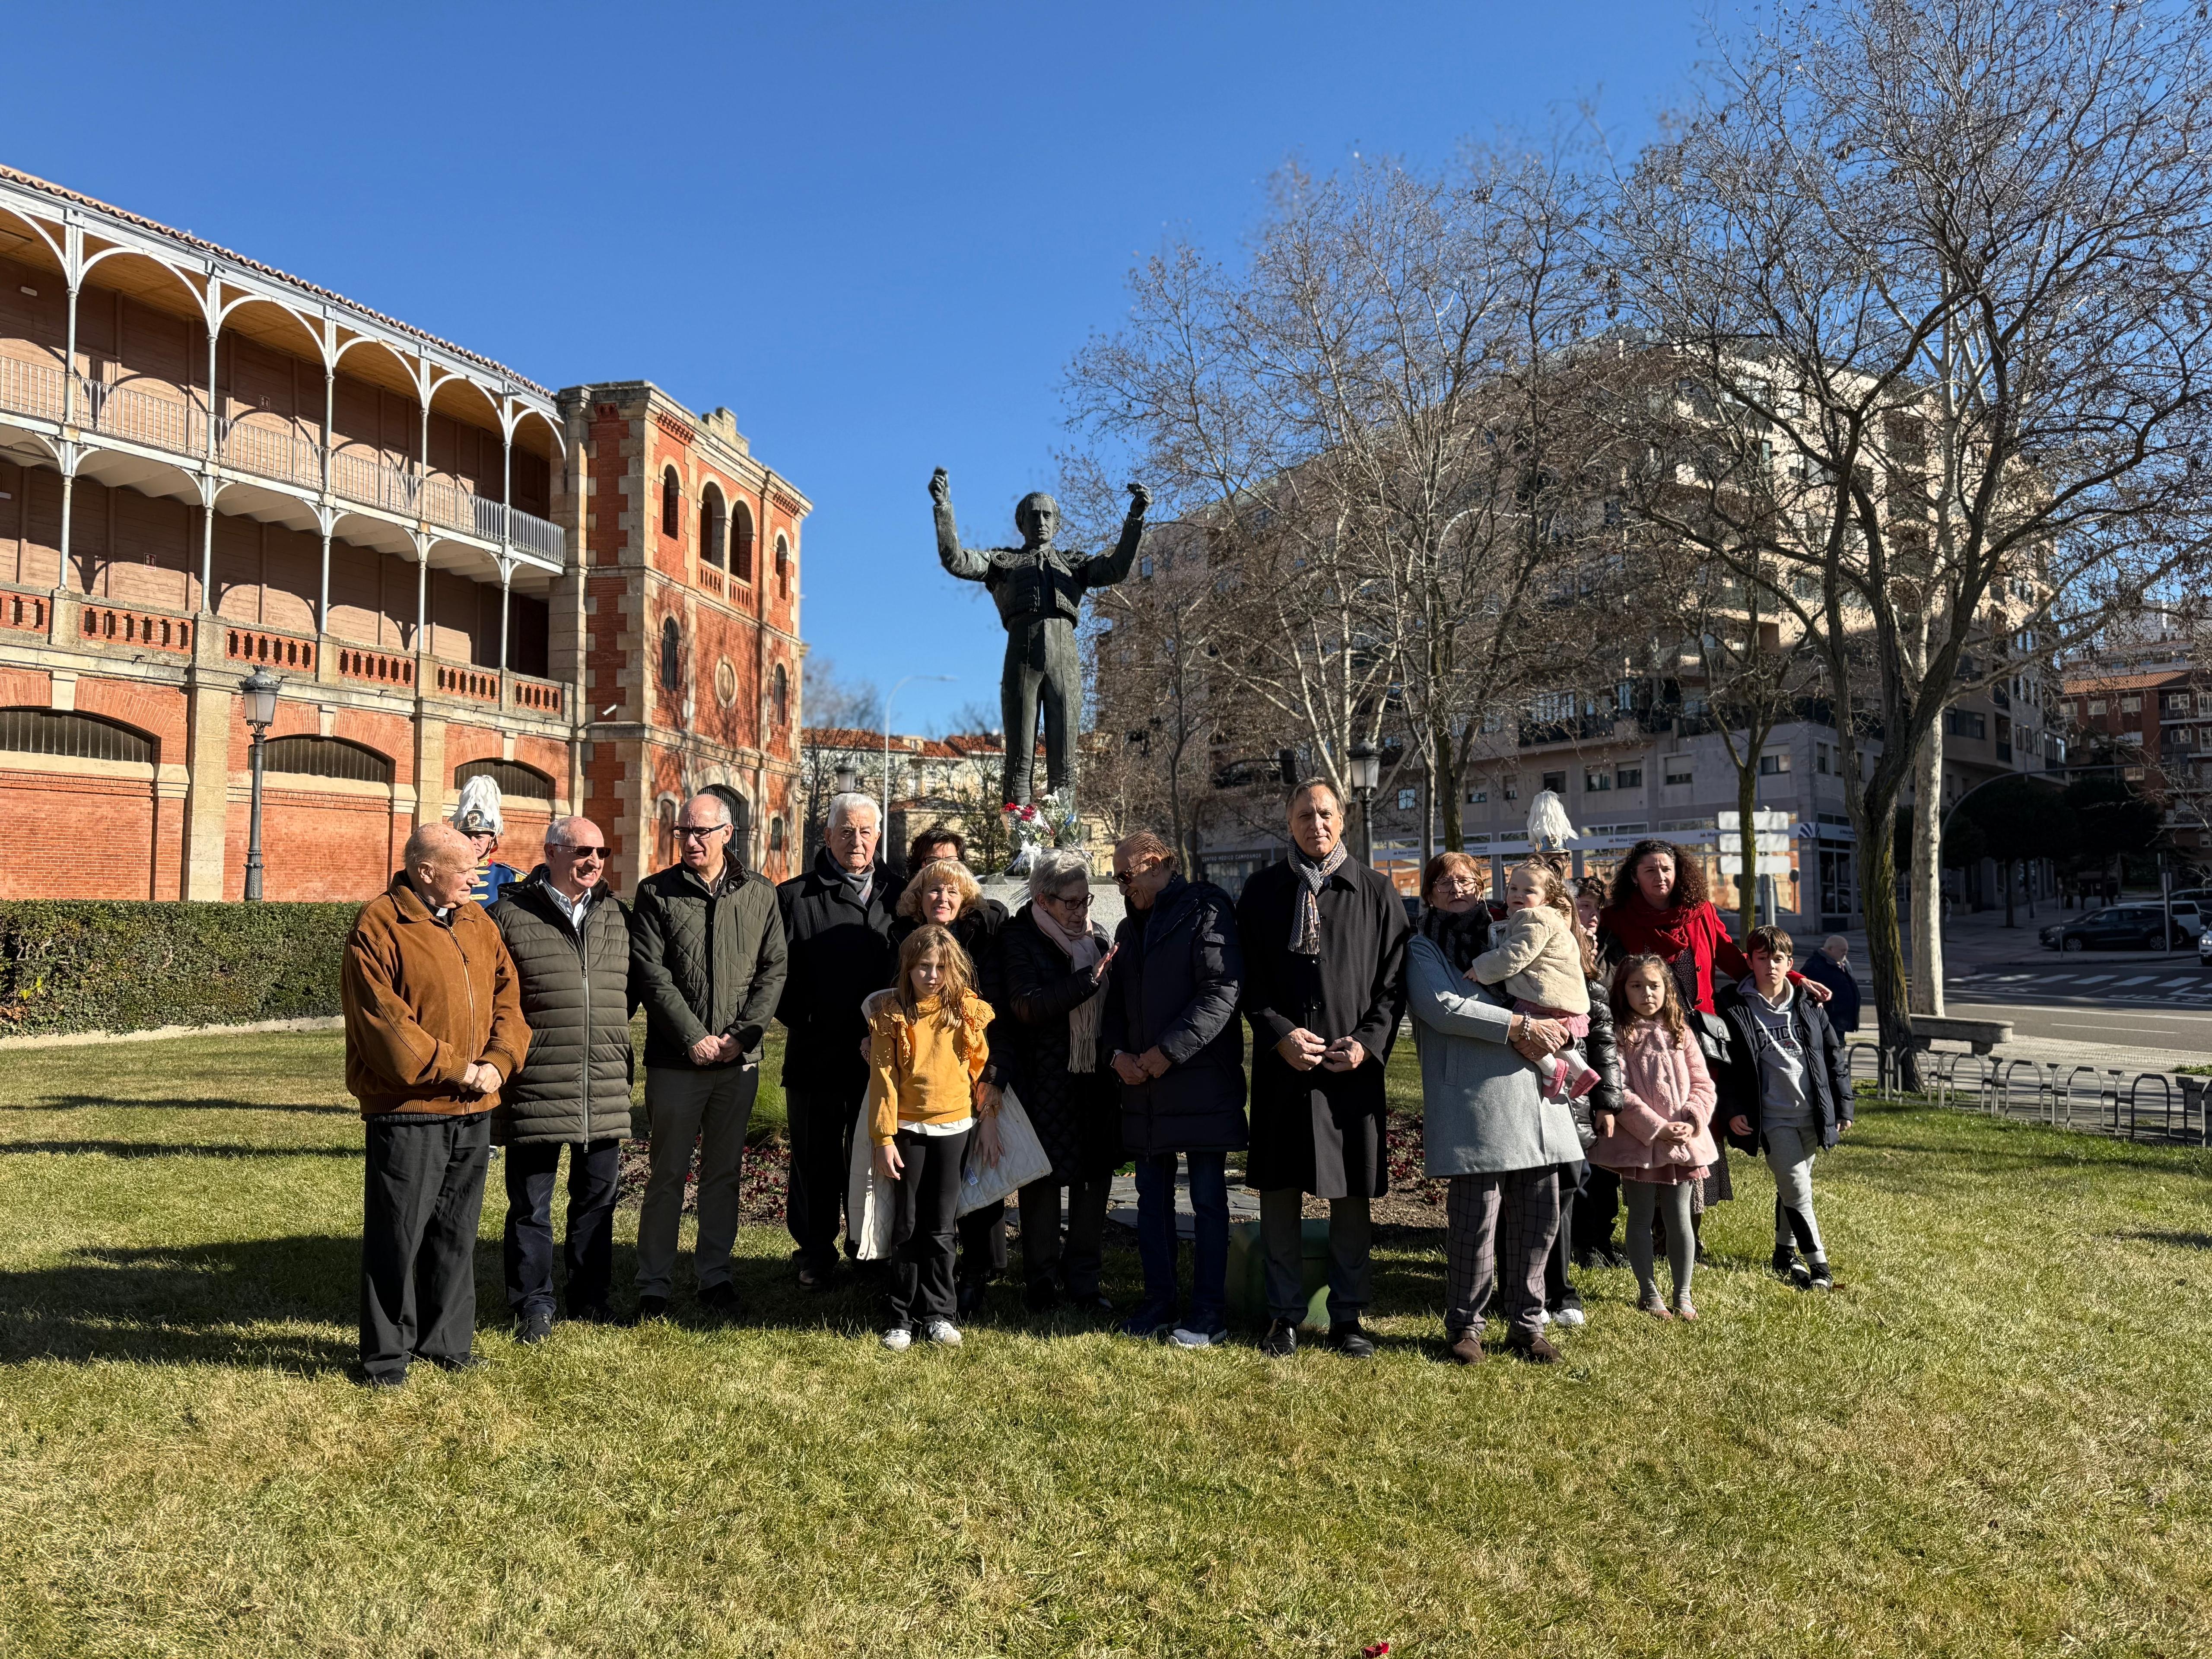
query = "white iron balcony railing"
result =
(0, 359, 565, 564)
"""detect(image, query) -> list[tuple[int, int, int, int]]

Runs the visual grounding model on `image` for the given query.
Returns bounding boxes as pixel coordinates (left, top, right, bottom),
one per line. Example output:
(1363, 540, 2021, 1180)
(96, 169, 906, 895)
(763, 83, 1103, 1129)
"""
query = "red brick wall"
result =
(0, 768, 159, 899)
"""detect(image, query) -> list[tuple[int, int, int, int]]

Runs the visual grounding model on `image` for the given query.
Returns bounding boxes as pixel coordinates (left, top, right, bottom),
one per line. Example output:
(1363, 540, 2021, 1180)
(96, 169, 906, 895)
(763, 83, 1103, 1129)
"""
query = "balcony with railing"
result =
(0, 362, 566, 564)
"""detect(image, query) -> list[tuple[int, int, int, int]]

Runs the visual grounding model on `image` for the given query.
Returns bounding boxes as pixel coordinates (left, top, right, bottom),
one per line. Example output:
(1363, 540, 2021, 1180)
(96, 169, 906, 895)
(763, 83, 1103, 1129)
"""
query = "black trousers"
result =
(786, 1084, 864, 1268)
(1018, 1176, 1112, 1296)
(886, 1126, 969, 1327)
(1545, 1159, 1586, 1313)
(1574, 1162, 1621, 1254)
(362, 1111, 490, 1380)
(957, 1200, 1006, 1286)
(502, 1138, 621, 1317)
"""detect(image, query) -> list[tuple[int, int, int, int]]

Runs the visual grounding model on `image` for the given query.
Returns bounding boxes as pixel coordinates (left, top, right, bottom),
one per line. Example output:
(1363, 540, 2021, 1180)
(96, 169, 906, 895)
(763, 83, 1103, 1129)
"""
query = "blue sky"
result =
(0, 2, 1708, 734)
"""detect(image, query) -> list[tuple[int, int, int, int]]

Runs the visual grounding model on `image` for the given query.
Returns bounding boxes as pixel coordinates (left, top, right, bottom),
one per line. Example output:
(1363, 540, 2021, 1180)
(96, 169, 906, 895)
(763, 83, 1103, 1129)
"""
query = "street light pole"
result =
(1348, 740, 1381, 867)
(882, 673, 956, 838)
(239, 667, 282, 900)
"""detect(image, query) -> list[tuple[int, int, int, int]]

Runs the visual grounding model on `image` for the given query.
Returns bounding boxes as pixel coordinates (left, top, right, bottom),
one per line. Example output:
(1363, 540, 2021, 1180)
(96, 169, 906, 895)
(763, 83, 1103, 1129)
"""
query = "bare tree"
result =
(1611, 0, 2212, 1083)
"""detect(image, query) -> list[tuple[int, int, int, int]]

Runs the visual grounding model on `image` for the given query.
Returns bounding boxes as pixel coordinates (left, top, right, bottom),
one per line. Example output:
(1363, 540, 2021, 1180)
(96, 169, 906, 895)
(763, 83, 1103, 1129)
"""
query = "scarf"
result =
(1599, 893, 1717, 1013)
(1417, 903, 1494, 975)
(1032, 905, 1106, 1071)
(1289, 842, 1349, 955)
(817, 846, 874, 906)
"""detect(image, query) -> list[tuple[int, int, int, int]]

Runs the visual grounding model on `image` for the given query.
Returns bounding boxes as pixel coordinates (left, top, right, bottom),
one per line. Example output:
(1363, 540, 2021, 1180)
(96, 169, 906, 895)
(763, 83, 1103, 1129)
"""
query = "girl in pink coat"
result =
(1588, 953, 1717, 1320)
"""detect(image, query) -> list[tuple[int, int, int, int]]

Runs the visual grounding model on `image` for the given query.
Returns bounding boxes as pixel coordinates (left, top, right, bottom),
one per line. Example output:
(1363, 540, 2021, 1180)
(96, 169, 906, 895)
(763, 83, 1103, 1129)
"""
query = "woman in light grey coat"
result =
(1407, 852, 1583, 1365)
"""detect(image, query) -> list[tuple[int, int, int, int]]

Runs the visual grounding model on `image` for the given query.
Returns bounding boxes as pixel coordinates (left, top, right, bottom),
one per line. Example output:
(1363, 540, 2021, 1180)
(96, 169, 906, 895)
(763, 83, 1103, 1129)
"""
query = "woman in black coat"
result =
(1100, 834, 1246, 1345)
(887, 857, 1008, 1315)
(998, 848, 1122, 1315)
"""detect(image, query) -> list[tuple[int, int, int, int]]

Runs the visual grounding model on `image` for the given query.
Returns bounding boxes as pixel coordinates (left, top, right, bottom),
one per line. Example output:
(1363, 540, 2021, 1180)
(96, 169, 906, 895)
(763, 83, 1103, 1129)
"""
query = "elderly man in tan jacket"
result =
(342, 821, 529, 1386)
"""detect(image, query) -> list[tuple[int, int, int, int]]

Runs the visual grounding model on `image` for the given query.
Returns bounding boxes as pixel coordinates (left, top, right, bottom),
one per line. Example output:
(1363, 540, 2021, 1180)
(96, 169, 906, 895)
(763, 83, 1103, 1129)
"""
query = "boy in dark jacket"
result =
(1710, 925, 1854, 1289)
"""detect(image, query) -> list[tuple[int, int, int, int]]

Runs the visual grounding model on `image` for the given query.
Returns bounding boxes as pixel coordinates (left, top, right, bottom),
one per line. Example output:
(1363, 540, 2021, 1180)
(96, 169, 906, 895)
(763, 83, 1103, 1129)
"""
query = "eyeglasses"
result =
(675, 825, 728, 841)
(1111, 864, 1157, 888)
(1043, 890, 1093, 909)
(557, 845, 608, 860)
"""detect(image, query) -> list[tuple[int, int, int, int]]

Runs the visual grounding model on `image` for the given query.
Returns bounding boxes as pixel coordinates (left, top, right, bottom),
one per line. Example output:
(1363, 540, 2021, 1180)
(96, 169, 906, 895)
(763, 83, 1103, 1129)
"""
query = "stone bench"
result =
(1910, 1016, 2014, 1055)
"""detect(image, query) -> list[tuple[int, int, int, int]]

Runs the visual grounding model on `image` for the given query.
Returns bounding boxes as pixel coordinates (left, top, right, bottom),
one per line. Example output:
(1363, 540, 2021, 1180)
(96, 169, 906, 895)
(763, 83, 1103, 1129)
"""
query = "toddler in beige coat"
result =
(1467, 861, 1599, 1100)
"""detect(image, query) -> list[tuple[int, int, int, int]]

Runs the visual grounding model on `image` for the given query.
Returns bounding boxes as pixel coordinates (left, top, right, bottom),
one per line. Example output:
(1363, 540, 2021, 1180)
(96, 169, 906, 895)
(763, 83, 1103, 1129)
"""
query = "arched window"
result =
(265, 736, 392, 785)
(656, 796, 677, 868)
(771, 661, 789, 726)
(661, 467, 682, 538)
(769, 814, 786, 853)
(732, 501, 755, 582)
(454, 758, 554, 801)
(660, 619, 683, 692)
(700, 486, 726, 570)
(775, 533, 790, 598)
(0, 707, 153, 766)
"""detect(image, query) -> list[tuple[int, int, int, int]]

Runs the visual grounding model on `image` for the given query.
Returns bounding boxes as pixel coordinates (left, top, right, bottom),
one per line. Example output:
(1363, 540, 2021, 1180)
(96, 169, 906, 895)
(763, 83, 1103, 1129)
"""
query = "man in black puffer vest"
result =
(776, 791, 899, 1290)
(629, 792, 790, 1321)
(489, 817, 634, 1339)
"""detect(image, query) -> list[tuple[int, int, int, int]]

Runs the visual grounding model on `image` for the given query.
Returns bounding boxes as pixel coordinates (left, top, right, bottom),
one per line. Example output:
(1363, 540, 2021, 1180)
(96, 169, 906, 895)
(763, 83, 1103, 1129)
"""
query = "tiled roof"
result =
(804, 727, 1040, 759)
(0, 163, 552, 398)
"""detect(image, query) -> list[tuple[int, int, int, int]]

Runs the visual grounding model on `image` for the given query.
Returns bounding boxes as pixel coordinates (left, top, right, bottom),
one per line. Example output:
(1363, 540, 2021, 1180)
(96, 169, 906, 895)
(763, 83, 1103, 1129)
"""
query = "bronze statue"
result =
(931, 468, 1148, 866)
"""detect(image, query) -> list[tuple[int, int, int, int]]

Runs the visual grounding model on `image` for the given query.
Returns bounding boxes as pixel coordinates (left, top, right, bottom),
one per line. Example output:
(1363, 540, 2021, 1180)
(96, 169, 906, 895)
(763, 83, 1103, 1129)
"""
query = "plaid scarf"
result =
(1289, 841, 1349, 955)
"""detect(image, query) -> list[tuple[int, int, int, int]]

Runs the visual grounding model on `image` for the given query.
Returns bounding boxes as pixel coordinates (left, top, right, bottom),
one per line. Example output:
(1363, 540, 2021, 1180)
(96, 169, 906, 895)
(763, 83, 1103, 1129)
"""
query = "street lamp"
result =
(883, 673, 955, 835)
(239, 666, 281, 901)
(1347, 740, 1381, 866)
(833, 762, 860, 796)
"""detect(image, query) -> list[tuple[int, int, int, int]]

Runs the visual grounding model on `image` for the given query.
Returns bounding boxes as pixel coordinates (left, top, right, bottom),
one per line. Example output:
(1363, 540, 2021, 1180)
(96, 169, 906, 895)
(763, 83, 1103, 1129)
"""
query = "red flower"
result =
(1363, 1645, 1391, 1657)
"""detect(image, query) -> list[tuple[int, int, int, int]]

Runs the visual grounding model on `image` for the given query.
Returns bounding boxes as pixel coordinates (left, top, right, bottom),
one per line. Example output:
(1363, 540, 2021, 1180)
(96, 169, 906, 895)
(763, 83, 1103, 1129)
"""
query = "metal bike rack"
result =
(2059, 1065, 2104, 1133)
(2126, 1073, 2174, 1141)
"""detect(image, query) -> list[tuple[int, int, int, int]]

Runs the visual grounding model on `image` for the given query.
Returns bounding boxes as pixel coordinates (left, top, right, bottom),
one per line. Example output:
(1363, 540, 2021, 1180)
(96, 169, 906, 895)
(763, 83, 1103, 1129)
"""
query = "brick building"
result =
(0, 165, 806, 901)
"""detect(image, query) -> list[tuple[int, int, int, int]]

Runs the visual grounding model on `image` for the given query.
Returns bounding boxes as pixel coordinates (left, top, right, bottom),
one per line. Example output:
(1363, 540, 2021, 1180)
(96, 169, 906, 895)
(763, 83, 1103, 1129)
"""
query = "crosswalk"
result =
(1948, 967, 2212, 1006)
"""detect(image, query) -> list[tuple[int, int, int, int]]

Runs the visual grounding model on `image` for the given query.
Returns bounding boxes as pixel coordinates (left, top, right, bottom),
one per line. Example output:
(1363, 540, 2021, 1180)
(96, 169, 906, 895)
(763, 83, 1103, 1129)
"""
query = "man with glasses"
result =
(776, 791, 899, 1290)
(629, 793, 790, 1320)
(488, 818, 634, 1337)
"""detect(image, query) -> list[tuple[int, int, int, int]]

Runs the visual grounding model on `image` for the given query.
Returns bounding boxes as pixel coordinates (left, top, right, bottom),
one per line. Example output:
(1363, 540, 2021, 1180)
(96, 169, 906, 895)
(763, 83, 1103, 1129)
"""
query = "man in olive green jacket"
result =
(628, 792, 789, 1319)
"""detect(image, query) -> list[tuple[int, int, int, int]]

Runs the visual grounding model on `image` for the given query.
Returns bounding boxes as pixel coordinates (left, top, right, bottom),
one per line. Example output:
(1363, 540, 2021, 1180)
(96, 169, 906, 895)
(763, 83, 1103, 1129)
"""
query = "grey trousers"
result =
(1764, 1123, 1824, 1255)
(1444, 1169, 1560, 1342)
(999, 618, 1080, 804)
(1259, 1187, 1373, 1325)
(1624, 1178, 1696, 1303)
(636, 1065, 760, 1298)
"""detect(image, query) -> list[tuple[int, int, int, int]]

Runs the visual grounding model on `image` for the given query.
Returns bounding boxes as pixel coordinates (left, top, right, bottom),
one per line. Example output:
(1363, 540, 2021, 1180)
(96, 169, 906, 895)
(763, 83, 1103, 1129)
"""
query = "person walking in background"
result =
(887, 856, 1009, 1316)
(1102, 832, 1246, 1348)
(1405, 853, 1583, 1365)
(1798, 935, 1862, 1036)
(453, 775, 524, 907)
(1589, 954, 1718, 1321)
(488, 817, 633, 1339)
(1713, 925, 1854, 1290)
(630, 792, 789, 1322)
(867, 925, 997, 1350)
(999, 847, 1122, 1315)
(777, 792, 900, 1291)
(341, 822, 529, 1387)
(1237, 780, 1410, 1361)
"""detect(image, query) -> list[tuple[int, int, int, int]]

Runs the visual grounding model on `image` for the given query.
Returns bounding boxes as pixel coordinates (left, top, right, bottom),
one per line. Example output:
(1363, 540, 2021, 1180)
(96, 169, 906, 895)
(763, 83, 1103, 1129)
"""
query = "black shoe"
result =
(955, 1279, 988, 1319)
(1602, 1246, 1630, 1269)
(1119, 1302, 1174, 1338)
(794, 1254, 832, 1293)
(698, 1282, 742, 1317)
(355, 1367, 406, 1389)
(1571, 1246, 1598, 1271)
(1260, 1318, 1298, 1359)
(422, 1352, 487, 1373)
(569, 1303, 617, 1326)
(515, 1310, 553, 1346)
(633, 1295, 669, 1324)
(1806, 1256, 1834, 1290)
(1023, 1279, 1061, 1313)
(1772, 1243, 1801, 1280)
(1065, 1288, 1114, 1318)
(1327, 1321, 1376, 1360)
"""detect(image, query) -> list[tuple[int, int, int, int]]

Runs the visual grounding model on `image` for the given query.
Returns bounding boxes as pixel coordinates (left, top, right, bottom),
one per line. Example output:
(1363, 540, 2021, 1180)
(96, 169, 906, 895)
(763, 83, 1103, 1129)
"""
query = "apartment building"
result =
(0, 165, 806, 901)
(2059, 644, 2212, 860)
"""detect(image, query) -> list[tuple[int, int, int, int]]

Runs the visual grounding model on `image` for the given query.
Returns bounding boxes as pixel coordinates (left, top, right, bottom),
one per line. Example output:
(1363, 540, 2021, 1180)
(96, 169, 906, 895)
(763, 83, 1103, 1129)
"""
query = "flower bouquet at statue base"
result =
(1001, 790, 1078, 877)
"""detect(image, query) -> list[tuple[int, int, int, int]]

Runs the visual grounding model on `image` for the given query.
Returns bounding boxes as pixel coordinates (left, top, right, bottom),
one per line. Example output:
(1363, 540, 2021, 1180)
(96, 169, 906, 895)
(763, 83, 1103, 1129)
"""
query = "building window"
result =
(0, 707, 153, 766)
(660, 619, 683, 692)
(700, 486, 726, 569)
(1466, 788, 1487, 805)
(1759, 750, 1791, 775)
(775, 534, 790, 598)
(1815, 742, 1834, 775)
(661, 468, 681, 539)
(656, 796, 677, 867)
(771, 662, 789, 726)
(2088, 699, 2107, 716)
(1139, 555, 1155, 578)
(2121, 695, 2142, 713)
(769, 814, 787, 853)
(1503, 783, 1519, 801)
(1583, 767, 1611, 792)
(1945, 709, 1987, 740)
(1664, 756, 1693, 785)
(263, 736, 391, 785)
(733, 502, 755, 583)
(454, 758, 553, 801)
(1615, 765, 1643, 788)
(1541, 770, 1566, 795)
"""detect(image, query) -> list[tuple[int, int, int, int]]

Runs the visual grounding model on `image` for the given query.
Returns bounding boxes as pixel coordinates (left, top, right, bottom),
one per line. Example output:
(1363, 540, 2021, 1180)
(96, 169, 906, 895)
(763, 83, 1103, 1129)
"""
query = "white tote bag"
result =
(956, 1087, 1055, 1217)
(845, 1130, 898, 1262)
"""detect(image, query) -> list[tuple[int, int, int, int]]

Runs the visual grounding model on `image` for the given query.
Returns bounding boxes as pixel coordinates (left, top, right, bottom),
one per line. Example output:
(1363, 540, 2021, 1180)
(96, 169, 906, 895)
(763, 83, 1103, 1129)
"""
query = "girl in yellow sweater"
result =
(867, 924, 996, 1349)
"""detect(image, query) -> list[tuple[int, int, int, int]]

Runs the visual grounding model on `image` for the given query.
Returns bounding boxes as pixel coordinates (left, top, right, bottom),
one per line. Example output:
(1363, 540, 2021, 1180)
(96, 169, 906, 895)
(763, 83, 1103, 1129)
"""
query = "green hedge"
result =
(0, 901, 360, 1036)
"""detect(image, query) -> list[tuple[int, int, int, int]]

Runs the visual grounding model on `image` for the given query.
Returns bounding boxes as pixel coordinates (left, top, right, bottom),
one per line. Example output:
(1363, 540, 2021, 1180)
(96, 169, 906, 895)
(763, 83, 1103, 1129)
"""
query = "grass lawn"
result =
(3, 1031, 2212, 1656)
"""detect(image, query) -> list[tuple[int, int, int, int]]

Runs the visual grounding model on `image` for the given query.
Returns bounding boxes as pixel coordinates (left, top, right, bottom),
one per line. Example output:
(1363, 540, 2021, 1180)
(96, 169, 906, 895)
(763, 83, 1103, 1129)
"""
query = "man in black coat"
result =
(1797, 935, 1862, 1035)
(1237, 780, 1410, 1360)
(775, 791, 900, 1290)
(488, 817, 634, 1338)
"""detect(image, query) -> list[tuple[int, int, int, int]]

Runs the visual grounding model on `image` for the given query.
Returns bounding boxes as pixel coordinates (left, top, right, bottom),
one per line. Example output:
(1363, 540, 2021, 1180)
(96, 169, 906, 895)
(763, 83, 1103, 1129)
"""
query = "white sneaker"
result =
(1168, 1324, 1225, 1348)
(880, 1327, 912, 1352)
(1535, 1308, 1552, 1326)
(920, 1318, 963, 1347)
(1553, 1306, 1586, 1329)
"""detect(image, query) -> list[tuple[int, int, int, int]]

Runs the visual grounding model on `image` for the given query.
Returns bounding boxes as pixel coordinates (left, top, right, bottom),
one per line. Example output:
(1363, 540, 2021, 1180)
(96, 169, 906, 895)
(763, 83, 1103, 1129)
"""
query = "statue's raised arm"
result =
(1079, 481, 1152, 589)
(930, 468, 992, 582)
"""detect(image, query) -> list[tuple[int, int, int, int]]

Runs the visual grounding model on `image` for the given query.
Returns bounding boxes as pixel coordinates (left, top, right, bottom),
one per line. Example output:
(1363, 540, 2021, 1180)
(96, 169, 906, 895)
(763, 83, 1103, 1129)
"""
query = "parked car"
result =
(2041, 905, 2200, 951)
(2201, 926, 2212, 969)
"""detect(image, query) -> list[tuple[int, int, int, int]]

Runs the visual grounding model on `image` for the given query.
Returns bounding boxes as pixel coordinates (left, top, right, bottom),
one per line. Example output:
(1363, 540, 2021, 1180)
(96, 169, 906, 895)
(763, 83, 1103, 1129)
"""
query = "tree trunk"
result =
(1909, 721, 1945, 1017)
(1435, 722, 1460, 854)
(1856, 777, 1921, 1092)
(1736, 760, 1760, 940)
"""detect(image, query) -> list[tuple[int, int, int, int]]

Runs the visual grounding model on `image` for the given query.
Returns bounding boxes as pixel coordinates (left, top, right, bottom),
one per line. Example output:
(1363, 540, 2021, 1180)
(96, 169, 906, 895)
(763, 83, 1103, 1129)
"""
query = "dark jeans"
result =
(786, 1084, 864, 1268)
(886, 1126, 970, 1327)
(1545, 1159, 1586, 1313)
(1574, 1162, 1621, 1255)
(1259, 1187, 1372, 1325)
(1019, 1176, 1112, 1296)
(502, 1138, 620, 1317)
(1133, 1151, 1229, 1329)
(361, 1111, 490, 1381)
(956, 1200, 1007, 1286)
